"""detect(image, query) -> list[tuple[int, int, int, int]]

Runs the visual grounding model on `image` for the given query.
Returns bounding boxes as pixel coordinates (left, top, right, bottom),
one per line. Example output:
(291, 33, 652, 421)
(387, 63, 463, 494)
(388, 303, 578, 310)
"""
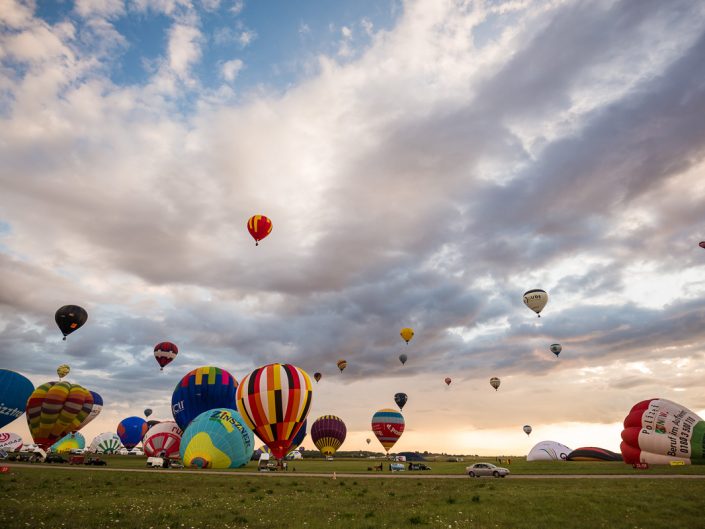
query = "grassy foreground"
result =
(1, 466, 704, 529)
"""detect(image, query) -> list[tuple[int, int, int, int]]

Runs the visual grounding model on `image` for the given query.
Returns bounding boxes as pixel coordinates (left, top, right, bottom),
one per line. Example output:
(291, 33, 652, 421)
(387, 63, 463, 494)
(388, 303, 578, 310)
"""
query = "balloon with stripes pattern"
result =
(371, 408, 405, 453)
(236, 363, 312, 459)
(311, 415, 347, 456)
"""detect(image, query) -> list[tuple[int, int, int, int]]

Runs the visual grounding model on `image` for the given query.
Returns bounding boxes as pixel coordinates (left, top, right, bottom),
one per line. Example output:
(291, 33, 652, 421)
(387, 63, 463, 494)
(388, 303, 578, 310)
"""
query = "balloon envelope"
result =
(444, 377, 451, 386)
(171, 366, 238, 430)
(371, 409, 405, 453)
(621, 398, 705, 465)
(55, 305, 87, 339)
(144, 408, 153, 417)
(314, 372, 322, 383)
(154, 342, 178, 371)
(117, 416, 148, 450)
(180, 408, 254, 468)
(490, 377, 500, 391)
(523, 425, 532, 436)
(337, 359, 347, 372)
(247, 215, 273, 245)
(77, 390, 103, 430)
(0, 432, 24, 452)
(550, 344, 562, 357)
(56, 364, 70, 380)
(394, 393, 408, 410)
(523, 289, 548, 317)
(90, 432, 123, 454)
(311, 415, 346, 456)
(236, 363, 312, 459)
(527, 440, 571, 461)
(399, 354, 407, 365)
(567, 447, 622, 462)
(0, 369, 34, 430)
(143, 421, 182, 458)
(700, 241, 705, 249)
(51, 432, 85, 453)
(400, 328, 414, 343)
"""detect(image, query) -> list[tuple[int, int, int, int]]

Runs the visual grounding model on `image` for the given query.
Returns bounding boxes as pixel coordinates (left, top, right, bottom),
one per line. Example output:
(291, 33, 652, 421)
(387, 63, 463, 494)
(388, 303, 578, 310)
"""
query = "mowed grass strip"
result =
(1, 467, 703, 529)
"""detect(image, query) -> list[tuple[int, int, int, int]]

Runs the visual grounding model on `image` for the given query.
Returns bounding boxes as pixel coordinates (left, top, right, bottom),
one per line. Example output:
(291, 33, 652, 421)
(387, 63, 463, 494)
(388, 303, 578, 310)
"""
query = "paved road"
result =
(5, 463, 705, 479)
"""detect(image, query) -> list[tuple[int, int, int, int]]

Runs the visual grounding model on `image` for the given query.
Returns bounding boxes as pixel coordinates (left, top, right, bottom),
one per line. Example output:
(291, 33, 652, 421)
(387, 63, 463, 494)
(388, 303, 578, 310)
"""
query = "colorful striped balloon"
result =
(90, 432, 123, 454)
(236, 363, 312, 459)
(371, 408, 405, 453)
(247, 215, 273, 245)
(311, 415, 347, 456)
(143, 421, 183, 458)
(26, 381, 94, 450)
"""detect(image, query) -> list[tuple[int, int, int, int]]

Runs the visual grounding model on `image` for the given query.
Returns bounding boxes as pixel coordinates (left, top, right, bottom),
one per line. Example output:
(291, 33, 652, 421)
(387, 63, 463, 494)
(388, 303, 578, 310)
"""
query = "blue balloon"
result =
(290, 419, 307, 451)
(117, 416, 148, 450)
(171, 366, 238, 430)
(90, 391, 103, 407)
(0, 369, 34, 429)
(180, 408, 254, 469)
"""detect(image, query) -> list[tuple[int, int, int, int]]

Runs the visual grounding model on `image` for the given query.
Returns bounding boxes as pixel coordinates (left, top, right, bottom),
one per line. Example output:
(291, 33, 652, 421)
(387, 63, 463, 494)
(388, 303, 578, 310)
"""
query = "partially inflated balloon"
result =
(523, 290, 548, 317)
(337, 359, 347, 373)
(0, 432, 23, 452)
(490, 377, 500, 391)
(55, 305, 87, 340)
(0, 369, 34, 429)
(154, 342, 178, 371)
(527, 440, 571, 461)
(400, 328, 414, 344)
(311, 415, 347, 457)
(621, 398, 705, 465)
(180, 408, 254, 469)
(143, 421, 182, 458)
(26, 381, 94, 450)
(550, 344, 562, 357)
(236, 363, 312, 459)
(523, 425, 532, 436)
(171, 366, 238, 430)
(444, 377, 451, 386)
(399, 354, 407, 365)
(394, 393, 407, 410)
(90, 432, 123, 454)
(117, 417, 148, 450)
(371, 409, 404, 453)
(247, 215, 273, 246)
(314, 372, 322, 383)
(56, 364, 70, 380)
(51, 432, 85, 453)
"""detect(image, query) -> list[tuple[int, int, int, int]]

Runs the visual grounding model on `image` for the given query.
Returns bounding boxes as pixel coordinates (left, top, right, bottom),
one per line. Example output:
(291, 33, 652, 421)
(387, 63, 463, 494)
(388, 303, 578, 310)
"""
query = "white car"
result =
(465, 463, 510, 478)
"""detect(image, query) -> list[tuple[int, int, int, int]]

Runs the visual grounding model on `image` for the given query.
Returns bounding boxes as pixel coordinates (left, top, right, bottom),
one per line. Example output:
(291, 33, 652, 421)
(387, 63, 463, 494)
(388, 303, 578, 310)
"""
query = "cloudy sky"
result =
(1, 0, 705, 456)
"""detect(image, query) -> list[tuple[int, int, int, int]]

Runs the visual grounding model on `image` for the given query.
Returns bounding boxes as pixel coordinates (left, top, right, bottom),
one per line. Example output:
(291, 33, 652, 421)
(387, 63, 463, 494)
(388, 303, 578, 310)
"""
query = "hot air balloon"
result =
(144, 408, 153, 418)
(490, 377, 501, 391)
(290, 419, 307, 452)
(445, 377, 451, 386)
(0, 369, 34, 430)
(180, 408, 254, 468)
(567, 447, 622, 462)
(236, 363, 312, 460)
(700, 241, 705, 249)
(394, 393, 408, 410)
(400, 328, 414, 344)
(154, 342, 178, 371)
(621, 398, 705, 465)
(117, 416, 148, 450)
(336, 359, 347, 373)
(0, 432, 23, 452)
(372, 409, 404, 453)
(50, 432, 85, 454)
(523, 425, 532, 436)
(90, 432, 123, 454)
(311, 415, 347, 457)
(55, 305, 87, 340)
(314, 372, 322, 383)
(399, 354, 407, 365)
(527, 441, 572, 461)
(26, 381, 94, 450)
(366, 438, 371, 445)
(550, 344, 562, 357)
(76, 390, 103, 430)
(247, 215, 273, 246)
(171, 366, 238, 430)
(143, 421, 182, 458)
(523, 290, 548, 317)
(56, 364, 70, 380)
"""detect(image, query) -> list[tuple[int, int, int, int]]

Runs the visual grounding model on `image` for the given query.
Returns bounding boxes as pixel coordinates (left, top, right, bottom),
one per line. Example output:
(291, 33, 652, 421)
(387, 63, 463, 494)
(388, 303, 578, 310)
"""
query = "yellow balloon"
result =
(56, 364, 70, 380)
(400, 328, 414, 343)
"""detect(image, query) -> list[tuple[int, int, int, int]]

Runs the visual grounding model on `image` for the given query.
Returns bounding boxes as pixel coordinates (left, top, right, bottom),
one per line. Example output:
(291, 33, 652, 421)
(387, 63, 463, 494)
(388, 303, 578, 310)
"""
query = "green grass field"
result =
(1, 460, 704, 528)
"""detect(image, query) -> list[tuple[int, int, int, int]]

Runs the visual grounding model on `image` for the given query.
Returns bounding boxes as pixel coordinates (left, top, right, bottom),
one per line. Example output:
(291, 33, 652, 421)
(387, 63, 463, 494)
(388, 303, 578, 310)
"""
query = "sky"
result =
(1, 0, 705, 457)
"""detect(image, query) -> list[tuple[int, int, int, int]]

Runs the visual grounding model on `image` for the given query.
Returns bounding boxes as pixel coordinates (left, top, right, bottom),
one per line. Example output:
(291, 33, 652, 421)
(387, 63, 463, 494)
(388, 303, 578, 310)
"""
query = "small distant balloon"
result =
(154, 342, 178, 371)
(56, 364, 70, 380)
(314, 372, 322, 383)
(399, 354, 407, 365)
(55, 305, 88, 340)
(366, 438, 371, 445)
(445, 377, 452, 386)
(523, 289, 548, 317)
(337, 359, 347, 373)
(400, 328, 414, 344)
(700, 241, 705, 249)
(144, 408, 153, 418)
(523, 425, 532, 436)
(247, 215, 273, 246)
(550, 344, 562, 357)
(489, 377, 500, 391)
(394, 392, 408, 410)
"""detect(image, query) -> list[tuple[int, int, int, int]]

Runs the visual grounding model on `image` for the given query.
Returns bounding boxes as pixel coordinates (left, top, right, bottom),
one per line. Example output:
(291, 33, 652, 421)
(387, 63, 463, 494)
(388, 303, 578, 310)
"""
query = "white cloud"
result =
(229, 0, 244, 15)
(237, 28, 256, 47)
(220, 58, 243, 81)
(167, 22, 203, 81)
(74, 0, 126, 19)
(298, 22, 310, 36)
(0, 0, 35, 28)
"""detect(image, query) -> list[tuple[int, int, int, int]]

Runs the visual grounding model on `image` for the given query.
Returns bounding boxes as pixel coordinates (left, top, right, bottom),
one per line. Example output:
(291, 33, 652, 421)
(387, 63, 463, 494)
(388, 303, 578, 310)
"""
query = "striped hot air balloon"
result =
(371, 409, 405, 453)
(336, 359, 347, 373)
(143, 421, 183, 458)
(236, 363, 312, 459)
(311, 415, 347, 457)
(154, 342, 178, 371)
(247, 215, 273, 246)
(90, 432, 123, 454)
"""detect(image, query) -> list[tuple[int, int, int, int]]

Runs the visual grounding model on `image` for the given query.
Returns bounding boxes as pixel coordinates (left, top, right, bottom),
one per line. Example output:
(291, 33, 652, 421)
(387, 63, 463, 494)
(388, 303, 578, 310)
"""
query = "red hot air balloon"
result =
(371, 409, 404, 453)
(445, 377, 452, 386)
(247, 215, 273, 246)
(700, 241, 705, 249)
(154, 342, 178, 371)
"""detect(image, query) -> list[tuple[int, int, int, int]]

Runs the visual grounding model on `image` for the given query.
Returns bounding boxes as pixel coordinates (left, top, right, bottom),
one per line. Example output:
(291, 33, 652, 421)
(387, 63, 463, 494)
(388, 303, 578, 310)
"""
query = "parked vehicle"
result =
(465, 463, 510, 478)
(408, 463, 432, 470)
(69, 455, 86, 465)
(390, 463, 405, 471)
(45, 454, 68, 464)
(85, 457, 107, 466)
(147, 457, 164, 468)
